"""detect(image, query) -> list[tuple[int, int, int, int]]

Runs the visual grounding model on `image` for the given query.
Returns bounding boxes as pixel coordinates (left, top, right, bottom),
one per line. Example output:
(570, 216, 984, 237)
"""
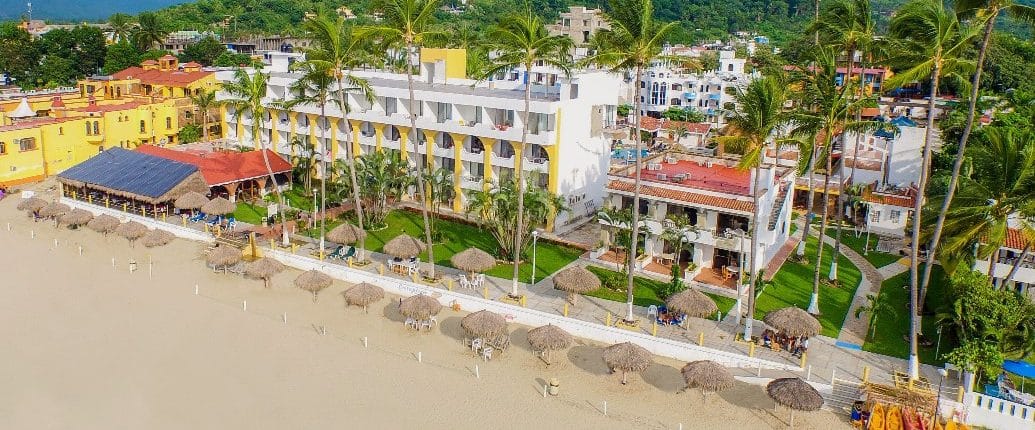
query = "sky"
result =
(0, 0, 191, 21)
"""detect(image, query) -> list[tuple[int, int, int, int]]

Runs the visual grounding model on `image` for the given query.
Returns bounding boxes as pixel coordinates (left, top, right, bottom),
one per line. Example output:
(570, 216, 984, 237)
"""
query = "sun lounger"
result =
(327, 246, 346, 260)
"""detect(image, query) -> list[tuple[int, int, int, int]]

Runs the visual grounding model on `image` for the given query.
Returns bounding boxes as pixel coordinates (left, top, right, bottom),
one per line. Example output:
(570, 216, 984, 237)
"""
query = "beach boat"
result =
(933, 418, 944, 430)
(886, 406, 903, 430)
(944, 418, 957, 430)
(957, 423, 970, 430)
(902, 407, 918, 430)
(869, 403, 886, 430)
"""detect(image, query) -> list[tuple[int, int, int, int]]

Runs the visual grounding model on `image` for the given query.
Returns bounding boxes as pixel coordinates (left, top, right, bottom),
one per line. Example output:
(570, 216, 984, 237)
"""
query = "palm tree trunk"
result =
(797, 149, 818, 257)
(625, 65, 645, 321)
(908, 65, 941, 380)
(743, 164, 764, 339)
(510, 61, 532, 297)
(808, 134, 832, 315)
(830, 48, 856, 281)
(256, 114, 289, 246)
(1004, 244, 1030, 288)
(319, 103, 327, 258)
(202, 108, 209, 142)
(406, 41, 436, 278)
(338, 77, 367, 260)
(918, 15, 997, 310)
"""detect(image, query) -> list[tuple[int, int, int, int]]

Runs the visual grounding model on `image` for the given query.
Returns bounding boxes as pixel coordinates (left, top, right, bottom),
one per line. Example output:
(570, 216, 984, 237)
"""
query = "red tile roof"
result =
(637, 116, 712, 135)
(111, 66, 213, 87)
(136, 144, 292, 186)
(863, 186, 916, 208)
(50, 97, 65, 108)
(861, 107, 881, 118)
(182, 61, 202, 68)
(615, 158, 752, 195)
(1004, 228, 1032, 250)
(0, 117, 70, 132)
(607, 180, 755, 213)
(77, 100, 145, 113)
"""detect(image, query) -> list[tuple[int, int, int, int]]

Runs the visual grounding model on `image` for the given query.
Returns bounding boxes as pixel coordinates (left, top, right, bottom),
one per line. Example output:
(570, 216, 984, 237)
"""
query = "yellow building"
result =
(0, 57, 219, 187)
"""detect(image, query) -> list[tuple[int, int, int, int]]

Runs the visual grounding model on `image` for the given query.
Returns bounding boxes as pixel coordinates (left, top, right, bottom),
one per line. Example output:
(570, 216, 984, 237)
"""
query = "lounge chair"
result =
(342, 246, 356, 261)
(327, 245, 346, 260)
(226, 216, 237, 231)
(189, 212, 206, 223)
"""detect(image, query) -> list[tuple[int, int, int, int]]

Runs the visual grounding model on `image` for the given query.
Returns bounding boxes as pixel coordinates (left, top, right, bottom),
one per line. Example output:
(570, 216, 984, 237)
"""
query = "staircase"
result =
(767, 185, 790, 231)
(826, 378, 865, 412)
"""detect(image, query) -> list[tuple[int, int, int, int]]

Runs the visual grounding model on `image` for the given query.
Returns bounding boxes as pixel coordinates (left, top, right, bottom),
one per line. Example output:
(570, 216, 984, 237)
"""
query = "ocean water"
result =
(0, 0, 191, 21)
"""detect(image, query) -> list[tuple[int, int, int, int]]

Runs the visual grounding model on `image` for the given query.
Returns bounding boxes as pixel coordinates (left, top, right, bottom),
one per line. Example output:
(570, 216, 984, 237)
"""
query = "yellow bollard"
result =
(482, 286, 488, 299)
(908, 378, 914, 390)
(563, 303, 569, 317)
(122, 202, 127, 211)
(348, 259, 353, 268)
(749, 342, 756, 357)
(105, 198, 110, 208)
(181, 216, 186, 227)
(651, 322, 657, 336)
(88, 195, 92, 204)
(520, 296, 526, 307)
(446, 279, 453, 291)
(956, 386, 964, 403)
(411, 273, 419, 283)
(606, 312, 612, 327)
(269, 239, 275, 250)
(799, 352, 807, 368)
(320, 251, 325, 261)
(204, 224, 209, 233)
(140, 208, 145, 217)
(292, 244, 298, 254)
(862, 366, 870, 383)
(698, 332, 704, 346)
(378, 265, 385, 275)
(162, 213, 167, 222)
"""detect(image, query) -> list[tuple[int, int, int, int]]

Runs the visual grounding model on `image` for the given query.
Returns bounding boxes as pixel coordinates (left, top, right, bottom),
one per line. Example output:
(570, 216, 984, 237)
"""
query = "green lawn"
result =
(831, 231, 901, 269)
(364, 211, 582, 284)
(755, 235, 863, 338)
(862, 264, 955, 365)
(233, 188, 315, 226)
(583, 266, 736, 316)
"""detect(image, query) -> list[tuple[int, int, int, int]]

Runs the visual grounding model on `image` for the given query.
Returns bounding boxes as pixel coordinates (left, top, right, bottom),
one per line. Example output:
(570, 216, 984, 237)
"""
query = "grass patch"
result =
(756, 235, 862, 338)
(862, 264, 955, 365)
(831, 230, 900, 269)
(233, 188, 316, 226)
(583, 266, 736, 315)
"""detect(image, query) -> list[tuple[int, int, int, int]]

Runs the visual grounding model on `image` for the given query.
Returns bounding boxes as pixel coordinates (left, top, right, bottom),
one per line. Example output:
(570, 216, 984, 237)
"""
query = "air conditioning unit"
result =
(647, 163, 662, 171)
(656, 173, 668, 180)
(665, 155, 678, 164)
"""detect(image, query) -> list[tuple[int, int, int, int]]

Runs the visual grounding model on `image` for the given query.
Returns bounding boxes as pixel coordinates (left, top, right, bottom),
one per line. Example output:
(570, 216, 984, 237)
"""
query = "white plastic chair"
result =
(458, 274, 470, 289)
(481, 346, 494, 361)
(471, 338, 483, 352)
(647, 305, 659, 319)
(475, 274, 486, 287)
(428, 316, 438, 327)
(405, 317, 416, 329)
(420, 319, 432, 330)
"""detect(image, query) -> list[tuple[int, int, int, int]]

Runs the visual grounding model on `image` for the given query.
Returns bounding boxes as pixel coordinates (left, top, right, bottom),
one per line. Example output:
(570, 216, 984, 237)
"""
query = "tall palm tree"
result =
(363, 0, 444, 278)
(189, 89, 217, 142)
(887, 0, 978, 378)
(108, 13, 135, 43)
(920, 0, 1035, 322)
(133, 12, 168, 51)
(222, 69, 289, 245)
(717, 76, 788, 338)
(480, 8, 572, 298)
(583, 0, 678, 321)
(300, 12, 376, 260)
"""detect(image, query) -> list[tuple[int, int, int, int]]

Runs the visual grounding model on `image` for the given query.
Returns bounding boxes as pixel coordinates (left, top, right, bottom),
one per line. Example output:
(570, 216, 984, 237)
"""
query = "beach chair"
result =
(189, 212, 206, 223)
(343, 246, 356, 261)
(458, 274, 471, 289)
(474, 273, 485, 287)
(647, 305, 659, 320)
(327, 246, 346, 260)
(226, 216, 237, 231)
(481, 346, 494, 361)
(405, 318, 417, 329)
(471, 338, 483, 352)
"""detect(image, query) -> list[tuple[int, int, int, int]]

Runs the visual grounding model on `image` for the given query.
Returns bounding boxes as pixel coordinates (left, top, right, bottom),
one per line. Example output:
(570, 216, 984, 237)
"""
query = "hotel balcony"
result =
(460, 175, 484, 190)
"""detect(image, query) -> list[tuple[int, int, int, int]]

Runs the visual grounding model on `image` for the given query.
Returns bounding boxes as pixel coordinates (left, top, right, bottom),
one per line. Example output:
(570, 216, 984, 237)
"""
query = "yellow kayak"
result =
(944, 418, 957, 430)
(869, 403, 886, 430)
(887, 406, 903, 430)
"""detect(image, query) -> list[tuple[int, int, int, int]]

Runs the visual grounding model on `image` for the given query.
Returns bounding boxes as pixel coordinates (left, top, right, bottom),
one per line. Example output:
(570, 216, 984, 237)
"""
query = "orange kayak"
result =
(869, 404, 886, 430)
(887, 406, 903, 430)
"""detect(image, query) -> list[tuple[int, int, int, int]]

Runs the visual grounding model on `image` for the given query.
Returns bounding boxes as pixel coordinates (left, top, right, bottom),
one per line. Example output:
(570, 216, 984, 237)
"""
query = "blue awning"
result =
(57, 147, 199, 199)
(1004, 360, 1035, 378)
(890, 116, 917, 127)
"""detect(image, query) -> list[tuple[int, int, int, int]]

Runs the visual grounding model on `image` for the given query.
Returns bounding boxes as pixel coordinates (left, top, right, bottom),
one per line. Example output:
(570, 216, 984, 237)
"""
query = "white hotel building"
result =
(637, 50, 757, 126)
(217, 48, 625, 232)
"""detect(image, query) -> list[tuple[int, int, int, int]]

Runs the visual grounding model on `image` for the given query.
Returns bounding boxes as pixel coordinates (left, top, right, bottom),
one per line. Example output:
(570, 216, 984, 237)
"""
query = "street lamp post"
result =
(931, 368, 948, 429)
(531, 229, 541, 286)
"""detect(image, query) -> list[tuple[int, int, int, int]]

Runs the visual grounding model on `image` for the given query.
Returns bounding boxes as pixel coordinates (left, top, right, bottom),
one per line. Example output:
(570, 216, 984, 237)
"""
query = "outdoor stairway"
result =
(767, 185, 790, 231)
(825, 378, 865, 412)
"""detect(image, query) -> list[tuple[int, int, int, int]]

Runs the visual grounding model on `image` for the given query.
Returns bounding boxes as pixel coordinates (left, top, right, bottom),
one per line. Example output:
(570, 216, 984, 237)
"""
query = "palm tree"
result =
(466, 176, 567, 264)
(133, 12, 168, 51)
(854, 293, 891, 341)
(288, 136, 317, 194)
(887, 0, 978, 378)
(920, 0, 1035, 326)
(352, 151, 414, 226)
(189, 89, 217, 142)
(422, 166, 454, 238)
(302, 12, 376, 261)
(363, 0, 444, 278)
(717, 76, 788, 338)
(598, 206, 633, 271)
(221, 69, 289, 245)
(480, 8, 572, 298)
(108, 13, 135, 43)
(583, 0, 678, 321)
(660, 213, 697, 277)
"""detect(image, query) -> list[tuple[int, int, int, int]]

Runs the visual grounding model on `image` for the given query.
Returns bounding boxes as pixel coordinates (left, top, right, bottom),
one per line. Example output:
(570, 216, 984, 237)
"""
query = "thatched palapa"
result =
(666, 288, 718, 319)
(450, 248, 496, 275)
(174, 191, 209, 210)
(141, 229, 174, 248)
(342, 283, 384, 312)
(602, 342, 652, 384)
(17, 197, 46, 212)
(206, 245, 242, 273)
(460, 310, 507, 338)
(60, 208, 94, 227)
(767, 377, 824, 411)
(681, 360, 734, 393)
(383, 234, 426, 258)
(526, 324, 573, 364)
(87, 214, 120, 234)
(201, 197, 236, 216)
(327, 223, 366, 245)
(244, 257, 285, 288)
(399, 294, 443, 320)
(552, 265, 601, 306)
(763, 307, 822, 337)
(115, 221, 148, 242)
(294, 269, 332, 301)
(39, 202, 70, 218)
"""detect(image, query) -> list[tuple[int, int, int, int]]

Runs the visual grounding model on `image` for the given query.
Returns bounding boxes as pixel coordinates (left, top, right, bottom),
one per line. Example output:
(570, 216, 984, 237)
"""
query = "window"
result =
(58, 127, 63, 135)
(166, 117, 172, 129)
(889, 210, 902, 223)
(86, 123, 92, 135)
(16, 137, 37, 151)
(140, 120, 146, 133)
(92, 121, 99, 135)
(869, 210, 881, 223)
(650, 83, 659, 105)
(0, 142, 6, 154)
(563, 18, 570, 27)
(728, 64, 734, 72)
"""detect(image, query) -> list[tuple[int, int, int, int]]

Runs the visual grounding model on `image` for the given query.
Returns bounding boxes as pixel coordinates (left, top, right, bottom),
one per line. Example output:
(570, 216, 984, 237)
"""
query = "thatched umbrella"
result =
(115, 221, 148, 246)
(327, 222, 366, 245)
(342, 282, 384, 313)
(87, 214, 120, 234)
(383, 234, 425, 258)
(763, 307, 822, 337)
(666, 288, 719, 322)
(201, 196, 236, 216)
(141, 229, 174, 248)
(39, 202, 70, 218)
(527, 324, 573, 364)
(461, 310, 507, 339)
(602, 342, 652, 385)
(294, 269, 332, 302)
(174, 191, 209, 210)
(399, 294, 443, 321)
(766, 378, 824, 428)
(206, 245, 242, 274)
(17, 197, 46, 212)
(450, 247, 496, 277)
(681, 360, 734, 396)
(244, 257, 285, 288)
(60, 208, 94, 227)
(552, 265, 601, 306)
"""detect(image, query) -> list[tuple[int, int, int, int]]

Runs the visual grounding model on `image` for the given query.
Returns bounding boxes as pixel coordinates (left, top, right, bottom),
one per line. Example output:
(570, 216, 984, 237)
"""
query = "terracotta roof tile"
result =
(111, 66, 212, 87)
(637, 116, 711, 134)
(1004, 228, 1032, 250)
(136, 144, 292, 186)
(607, 179, 754, 213)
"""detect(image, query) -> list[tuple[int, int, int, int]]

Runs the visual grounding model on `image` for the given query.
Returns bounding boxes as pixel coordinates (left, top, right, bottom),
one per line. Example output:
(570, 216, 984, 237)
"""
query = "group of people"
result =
(761, 329, 810, 357)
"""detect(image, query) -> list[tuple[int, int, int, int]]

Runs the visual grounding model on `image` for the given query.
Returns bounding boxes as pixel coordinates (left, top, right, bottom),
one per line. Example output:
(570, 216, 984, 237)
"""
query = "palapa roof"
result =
(383, 234, 426, 258)
(60, 208, 94, 226)
(87, 214, 120, 233)
(460, 310, 507, 338)
(201, 197, 236, 215)
(115, 221, 148, 240)
(174, 191, 209, 210)
(16, 197, 46, 211)
(56, 148, 209, 204)
(526, 324, 573, 352)
(244, 257, 285, 279)
(206, 245, 242, 267)
(766, 378, 824, 411)
(39, 202, 70, 218)
(763, 307, 821, 337)
(294, 269, 332, 293)
(681, 360, 734, 392)
(141, 229, 174, 248)
(327, 222, 366, 245)
(602, 342, 652, 372)
(552, 265, 601, 294)
(342, 283, 384, 307)
(399, 294, 443, 319)
(450, 248, 496, 273)
(666, 289, 718, 318)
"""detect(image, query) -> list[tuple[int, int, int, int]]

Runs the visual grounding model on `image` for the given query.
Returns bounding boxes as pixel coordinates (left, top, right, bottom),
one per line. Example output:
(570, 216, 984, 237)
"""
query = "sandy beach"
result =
(0, 187, 851, 429)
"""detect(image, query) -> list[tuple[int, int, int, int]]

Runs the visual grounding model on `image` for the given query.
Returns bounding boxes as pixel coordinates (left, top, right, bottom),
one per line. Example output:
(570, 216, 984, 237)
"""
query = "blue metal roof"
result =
(57, 147, 199, 199)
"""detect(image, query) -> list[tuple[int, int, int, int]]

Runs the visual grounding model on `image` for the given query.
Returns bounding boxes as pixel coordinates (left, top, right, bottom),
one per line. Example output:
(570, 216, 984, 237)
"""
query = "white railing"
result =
(964, 393, 1035, 430)
(62, 198, 215, 244)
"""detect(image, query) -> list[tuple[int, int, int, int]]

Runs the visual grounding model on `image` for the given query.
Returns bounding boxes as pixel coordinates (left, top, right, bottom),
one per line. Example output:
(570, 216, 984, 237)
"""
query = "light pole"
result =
(530, 229, 542, 286)
(931, 368, 948, 429)
(935, 325, 943, 360)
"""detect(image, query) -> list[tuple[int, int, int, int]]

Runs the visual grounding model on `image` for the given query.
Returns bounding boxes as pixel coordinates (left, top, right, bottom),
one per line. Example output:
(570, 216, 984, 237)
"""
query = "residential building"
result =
(636, 116, 713, 150)
(638, 50, 756, 125)
(975, 228, 1035, 301)
(859, 183, 916, 239)
(598, 151, 795, 289)
(216, 48, 624, 232)
(0, 58, 218, 187)
(161, 31, 216, 54)
(547, 6, 610, 45)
